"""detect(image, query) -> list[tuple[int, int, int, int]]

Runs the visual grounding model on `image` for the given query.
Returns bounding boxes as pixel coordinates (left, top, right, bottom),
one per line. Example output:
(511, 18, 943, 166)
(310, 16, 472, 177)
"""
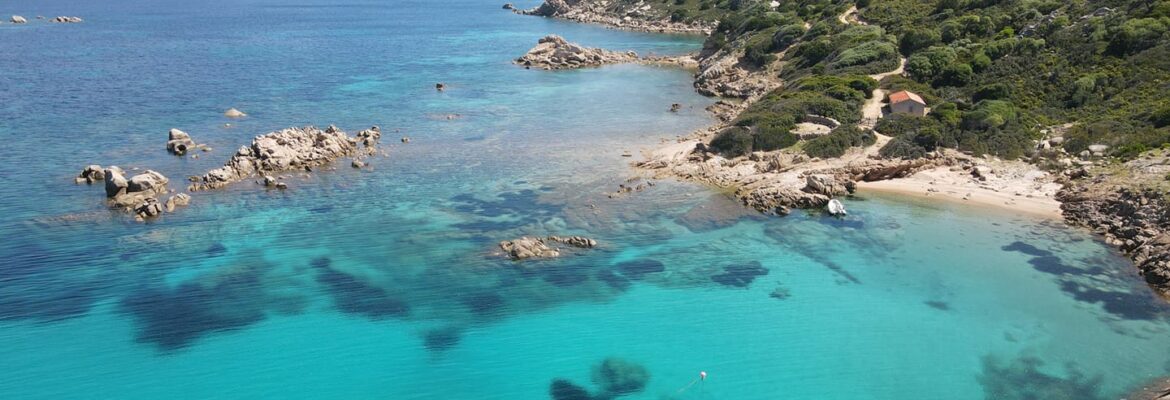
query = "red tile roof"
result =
(889, 90, 925, 105)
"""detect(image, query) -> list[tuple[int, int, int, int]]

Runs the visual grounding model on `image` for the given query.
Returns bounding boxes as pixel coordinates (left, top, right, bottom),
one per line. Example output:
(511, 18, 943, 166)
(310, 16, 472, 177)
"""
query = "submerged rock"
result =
(549, 379, 592, 400)
(614, 259, 665, 279)
(422, 327, 462, 352)
(710, 261, 769, 288)
(592, 357, 650, 395)
(547, 235, 597, 248)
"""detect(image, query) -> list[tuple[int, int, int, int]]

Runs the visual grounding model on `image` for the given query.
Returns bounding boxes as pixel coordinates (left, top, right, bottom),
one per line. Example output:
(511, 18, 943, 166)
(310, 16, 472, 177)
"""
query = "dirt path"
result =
(859, 57, 907, 130)
(838, 5, 858, 25)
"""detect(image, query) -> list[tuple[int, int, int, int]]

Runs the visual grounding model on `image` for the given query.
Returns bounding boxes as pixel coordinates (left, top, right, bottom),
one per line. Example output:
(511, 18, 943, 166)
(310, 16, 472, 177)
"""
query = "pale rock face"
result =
(11, 15, 27, 24)
(514, 35, 637, 70)
(127, 170, 169, 193)
(224, 108, 247, 118)
(78, 165, 106, 183)
(166, 128, 197, 155)
(104, 167, 129, 198)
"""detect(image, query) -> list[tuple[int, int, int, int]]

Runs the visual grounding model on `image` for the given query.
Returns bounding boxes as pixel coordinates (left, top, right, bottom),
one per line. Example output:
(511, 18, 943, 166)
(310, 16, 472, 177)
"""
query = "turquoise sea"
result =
(2, 1, 1169, 399)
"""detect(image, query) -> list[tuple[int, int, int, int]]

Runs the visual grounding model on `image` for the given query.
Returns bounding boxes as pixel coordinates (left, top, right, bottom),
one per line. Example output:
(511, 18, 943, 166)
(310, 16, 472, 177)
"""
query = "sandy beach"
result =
(858, 168, 1063, 219)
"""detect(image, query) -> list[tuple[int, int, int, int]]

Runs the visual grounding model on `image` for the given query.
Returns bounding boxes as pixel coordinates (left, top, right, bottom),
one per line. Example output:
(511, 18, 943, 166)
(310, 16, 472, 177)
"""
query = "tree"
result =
(900, 28, 942, 54)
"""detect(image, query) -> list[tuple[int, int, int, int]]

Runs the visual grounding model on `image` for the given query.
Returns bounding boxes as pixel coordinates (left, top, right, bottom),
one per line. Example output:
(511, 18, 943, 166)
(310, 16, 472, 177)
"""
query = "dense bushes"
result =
(676, 0, 1170, 159)
(803, 125, 877, 158)
(879, 137, 929, 159)
(708, 120, 799, 157)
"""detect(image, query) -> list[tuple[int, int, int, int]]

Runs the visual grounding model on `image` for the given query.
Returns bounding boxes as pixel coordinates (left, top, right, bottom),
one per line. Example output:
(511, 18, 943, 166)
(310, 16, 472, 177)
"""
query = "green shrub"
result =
(973, 84, 1010, 102)
(804, 125, 877, 158)
(963, 100, 1018, 130)
(1152, 106, 1170, 128)
(772, 24, 807, 51)
(906, 46, 957, 81)
(935, 62, 974, 87)
(879, 136, 929, 159)
(899, 28, 941, 54)
(709, 127, 755, 156)
(1107, 18, 1169, 56)
(829, 41, 898, 70)
(755, 125, 800, 151)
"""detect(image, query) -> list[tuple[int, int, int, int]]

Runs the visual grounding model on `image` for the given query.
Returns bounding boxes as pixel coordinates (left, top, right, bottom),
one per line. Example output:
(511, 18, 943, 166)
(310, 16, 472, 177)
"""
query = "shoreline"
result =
(520, 0, 1170, 302)
(857, 176, 1062, 219)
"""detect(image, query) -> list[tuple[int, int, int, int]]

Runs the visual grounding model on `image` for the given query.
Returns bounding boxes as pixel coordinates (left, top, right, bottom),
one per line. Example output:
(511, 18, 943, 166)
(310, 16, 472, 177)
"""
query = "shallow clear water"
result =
(2, 1, 1169, 399)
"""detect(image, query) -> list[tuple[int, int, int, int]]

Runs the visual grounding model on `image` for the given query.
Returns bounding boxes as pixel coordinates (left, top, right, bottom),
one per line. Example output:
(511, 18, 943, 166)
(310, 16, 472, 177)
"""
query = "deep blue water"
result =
(2, 1, 1170, 399)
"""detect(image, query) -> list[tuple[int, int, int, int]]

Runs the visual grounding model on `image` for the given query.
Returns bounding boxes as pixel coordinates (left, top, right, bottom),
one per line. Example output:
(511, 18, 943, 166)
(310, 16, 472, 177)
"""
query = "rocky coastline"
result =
(1057, 152, 1170, 297)
(517, 0, 1170, 305)
(515, 0, 714, 34)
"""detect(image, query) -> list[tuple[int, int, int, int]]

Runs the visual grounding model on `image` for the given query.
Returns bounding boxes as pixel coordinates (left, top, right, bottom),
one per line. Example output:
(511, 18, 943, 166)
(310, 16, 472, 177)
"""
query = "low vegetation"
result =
(651, 0, 1170, 160)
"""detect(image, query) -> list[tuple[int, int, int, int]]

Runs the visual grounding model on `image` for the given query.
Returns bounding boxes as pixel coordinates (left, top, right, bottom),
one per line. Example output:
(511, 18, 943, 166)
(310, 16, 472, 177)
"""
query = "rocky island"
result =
(190, 125, 381, 191)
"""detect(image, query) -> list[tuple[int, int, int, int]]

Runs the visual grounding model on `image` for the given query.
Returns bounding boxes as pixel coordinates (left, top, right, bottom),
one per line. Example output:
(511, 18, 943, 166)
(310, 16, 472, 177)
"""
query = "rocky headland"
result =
(516, 35, 697, 70)
(189, 125, 381, 191)
(516, 0, 714, 34)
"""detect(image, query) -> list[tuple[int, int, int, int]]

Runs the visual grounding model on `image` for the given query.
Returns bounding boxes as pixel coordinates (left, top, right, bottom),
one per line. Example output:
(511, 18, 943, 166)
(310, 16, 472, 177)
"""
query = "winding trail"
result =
(837, 4, 906, 152)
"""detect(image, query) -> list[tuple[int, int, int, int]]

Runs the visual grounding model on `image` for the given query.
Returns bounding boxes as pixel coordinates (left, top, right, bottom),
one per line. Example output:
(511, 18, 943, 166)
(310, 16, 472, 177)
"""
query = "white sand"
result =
(858, 164, 1063, 219)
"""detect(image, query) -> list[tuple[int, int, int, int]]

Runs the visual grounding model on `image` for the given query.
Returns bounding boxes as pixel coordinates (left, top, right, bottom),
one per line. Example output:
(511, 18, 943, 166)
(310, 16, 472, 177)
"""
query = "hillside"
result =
(641, 0, 1170, 162)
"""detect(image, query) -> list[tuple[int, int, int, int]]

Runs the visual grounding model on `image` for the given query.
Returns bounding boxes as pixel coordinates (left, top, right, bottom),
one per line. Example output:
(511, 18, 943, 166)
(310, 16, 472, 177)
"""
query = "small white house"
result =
(889, 90, 927, 117)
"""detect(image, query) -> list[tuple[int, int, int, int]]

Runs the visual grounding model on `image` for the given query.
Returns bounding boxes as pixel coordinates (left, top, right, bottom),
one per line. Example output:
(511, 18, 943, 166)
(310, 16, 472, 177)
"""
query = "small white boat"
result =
(827, 199, 847, 216)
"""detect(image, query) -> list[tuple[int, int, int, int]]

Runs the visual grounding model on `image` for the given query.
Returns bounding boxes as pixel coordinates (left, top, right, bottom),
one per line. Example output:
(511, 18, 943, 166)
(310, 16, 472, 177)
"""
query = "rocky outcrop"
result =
(516, 35, 637, 70)
(10, 15, 27, 24)
(516, 35, 698, 70)
(164, 193, 191, 212)
(166, 128, 197, 155)
(499, 235, 598, 260)
(740, 185, 829, 215)
(1057, 153, 1170, 296)
(803, 174, 851, 197)
(518, 0, 713, 34)
(101, 167, 174, 220)
(1059, 187, 1170, 295)
(694, 51, 778, 99)
(224, 108, 247, 118)
(500, 237, 561, 260)
(76, 165, 106, 184)
(189, 125, 380, 191)
(51, 16, 82, 23)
